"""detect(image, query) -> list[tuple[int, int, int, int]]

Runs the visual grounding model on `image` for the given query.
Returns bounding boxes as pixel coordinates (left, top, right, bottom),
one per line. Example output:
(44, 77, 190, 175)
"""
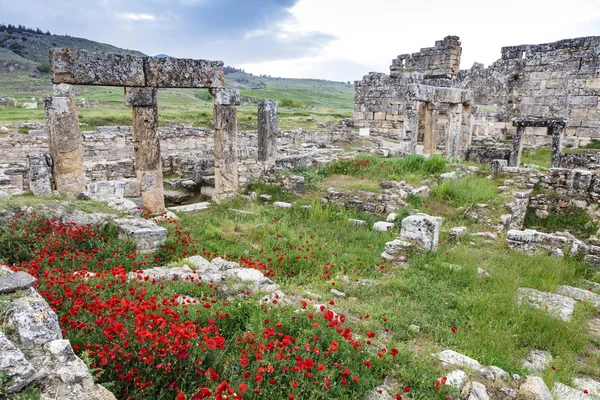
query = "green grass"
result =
(432, 175, 499, 208)
(524, 201, 599, 238)
(162, 176, 600, 393)
(521, 147, 552, 168)
(292, 154, 448, 187)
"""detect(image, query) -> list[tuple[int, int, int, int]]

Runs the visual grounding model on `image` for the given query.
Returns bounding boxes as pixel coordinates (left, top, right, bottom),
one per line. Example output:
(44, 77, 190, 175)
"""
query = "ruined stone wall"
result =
(0, 127, 354, 165)
(353, 72, 417, 139)
(458, 36, 600, 146)
(390, 36, 462, 79)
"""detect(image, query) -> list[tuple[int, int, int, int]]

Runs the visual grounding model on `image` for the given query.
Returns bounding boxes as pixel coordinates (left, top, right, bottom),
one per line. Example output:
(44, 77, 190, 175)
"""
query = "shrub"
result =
(36, 62, 51, 73)
(585, 140, 600, 149)
(279, 98, 307, 108)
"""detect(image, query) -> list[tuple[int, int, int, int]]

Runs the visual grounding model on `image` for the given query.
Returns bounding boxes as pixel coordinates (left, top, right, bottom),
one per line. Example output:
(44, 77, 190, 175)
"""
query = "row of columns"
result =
(44, 85, 280, 214)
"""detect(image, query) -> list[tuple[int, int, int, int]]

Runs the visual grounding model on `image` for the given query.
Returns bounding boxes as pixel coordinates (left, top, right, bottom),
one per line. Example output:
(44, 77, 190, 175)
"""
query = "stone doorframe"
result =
(45, 48, 239, 213)
(510, 117, 567, 168)
(404, 84, 473, 159)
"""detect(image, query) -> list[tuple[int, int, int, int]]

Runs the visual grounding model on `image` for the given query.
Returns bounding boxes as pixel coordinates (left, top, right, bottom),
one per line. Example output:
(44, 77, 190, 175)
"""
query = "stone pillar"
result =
(403, 101, 418, 153)
(423, 103, 437, 154)
(125, 87, 165, 214)
(446, 103, 463, 159)
(212, 88, 241, 200)
(459, 103, 473, 160)
(510, 126, 526, 167)
(44, 83, 85, 198)
(550, 123, 564, 168)
(257, 99, 279, 163)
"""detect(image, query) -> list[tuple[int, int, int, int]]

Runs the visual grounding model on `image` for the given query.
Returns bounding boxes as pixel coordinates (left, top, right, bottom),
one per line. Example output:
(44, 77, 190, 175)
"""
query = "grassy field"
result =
(0, 70, 353, 131)
(2, 154, 600, 399)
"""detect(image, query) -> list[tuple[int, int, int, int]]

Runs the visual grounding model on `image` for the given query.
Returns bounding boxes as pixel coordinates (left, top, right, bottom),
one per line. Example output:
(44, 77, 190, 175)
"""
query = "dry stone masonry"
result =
(356, 35, 600, 156)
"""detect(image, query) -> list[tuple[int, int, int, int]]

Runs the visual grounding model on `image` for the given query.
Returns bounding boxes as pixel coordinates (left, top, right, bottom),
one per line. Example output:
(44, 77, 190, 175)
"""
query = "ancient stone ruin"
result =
(45, 48, 239, 213)
(354, 35, 600, 160)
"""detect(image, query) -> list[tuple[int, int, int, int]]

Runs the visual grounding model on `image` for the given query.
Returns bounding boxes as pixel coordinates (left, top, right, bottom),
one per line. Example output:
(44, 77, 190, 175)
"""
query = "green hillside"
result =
(0, 27, 354, 130)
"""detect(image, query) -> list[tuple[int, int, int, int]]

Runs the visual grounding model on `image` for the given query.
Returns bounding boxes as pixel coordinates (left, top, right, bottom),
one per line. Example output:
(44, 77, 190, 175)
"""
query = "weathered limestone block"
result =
(551, 382, 600, 400)
(44, 84, 86, 197)
(50, 48, 145, 86)
(28, 153, 53, 196)
(0, 271, 37, 294)
(400, 214, 442, 251)
(258, 99, 279, 163)
(517, 287, 576, 321)
(114, 218, 168, 253)
(124, 86, 156, 107)
(130, 96, 165, 213)
(213, 104, 239, 199)
(556, 285, 600, 308)
(373, 221, 395, 232)
(491, 159, 508, 175)
(520, 376, 552, 400)
(0, 332, 36, 393)
(213, 88, 241, 106)
(144, 57, 224, 89)
(438, 350, 482, 369)
(521, 350, 552, 375)
(8, 288, 63, 345)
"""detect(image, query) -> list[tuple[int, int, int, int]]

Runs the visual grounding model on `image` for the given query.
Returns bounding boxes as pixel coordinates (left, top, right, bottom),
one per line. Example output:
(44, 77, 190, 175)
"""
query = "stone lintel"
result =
(50, 48, 145, 86)
(125, 87, 157, 107)
(211, 88, 241, 106)
(144, 57, 224, 89)
(50, 48, 225, 89)
(512, 117, 568, 128)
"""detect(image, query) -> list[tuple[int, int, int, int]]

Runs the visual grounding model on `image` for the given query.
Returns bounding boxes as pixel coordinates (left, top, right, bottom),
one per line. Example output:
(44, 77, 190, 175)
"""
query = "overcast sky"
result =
(1, 0, 599, 82)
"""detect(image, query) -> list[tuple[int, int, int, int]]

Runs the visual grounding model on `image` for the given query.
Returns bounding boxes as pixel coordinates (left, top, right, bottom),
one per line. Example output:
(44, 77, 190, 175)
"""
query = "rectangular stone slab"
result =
(144, 57, 225, 88)
(50, 48, 146, 86)
(50, 48, 225, 89)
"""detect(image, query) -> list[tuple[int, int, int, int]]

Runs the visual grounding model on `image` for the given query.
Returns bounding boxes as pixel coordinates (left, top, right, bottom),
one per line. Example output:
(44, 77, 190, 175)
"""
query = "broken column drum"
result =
(45, 48, 229, 212)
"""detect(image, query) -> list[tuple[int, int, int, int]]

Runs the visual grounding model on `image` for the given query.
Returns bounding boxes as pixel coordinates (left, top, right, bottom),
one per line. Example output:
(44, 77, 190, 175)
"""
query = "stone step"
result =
(517, 287, 576, 321)
(556, 285, 600, 308)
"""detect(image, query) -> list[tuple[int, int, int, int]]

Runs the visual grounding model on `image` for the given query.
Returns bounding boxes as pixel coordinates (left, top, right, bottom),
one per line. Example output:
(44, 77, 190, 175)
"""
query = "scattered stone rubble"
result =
(128, 256, 284, 300)
(0, 266, 116, 399)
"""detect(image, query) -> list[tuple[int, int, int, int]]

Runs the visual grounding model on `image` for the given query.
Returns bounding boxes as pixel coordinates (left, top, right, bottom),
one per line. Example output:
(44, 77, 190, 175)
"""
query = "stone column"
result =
(257, 99, 279, 163)
(550, 123, 564, 168)
(403, 101, 418, 153)
(28, 154, 53, 196)
(459, 104, 473, 160)
(510, 126, 526, 167)
(125, 87, 165, 214)
(423, 103, 437, 154)
(212, 88, 241, 200)
(44, 83, 85, 198)
(446, 103, 463, 159)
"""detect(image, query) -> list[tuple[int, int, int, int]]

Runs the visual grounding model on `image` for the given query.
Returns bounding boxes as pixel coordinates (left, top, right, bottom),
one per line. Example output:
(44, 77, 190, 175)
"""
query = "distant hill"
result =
(0, 29, 145, 65)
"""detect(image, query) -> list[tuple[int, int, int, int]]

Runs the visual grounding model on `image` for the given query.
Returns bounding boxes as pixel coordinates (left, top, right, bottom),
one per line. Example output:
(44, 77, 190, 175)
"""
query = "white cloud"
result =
(115, 12, 157, 21)
(242, 0, 600, 81)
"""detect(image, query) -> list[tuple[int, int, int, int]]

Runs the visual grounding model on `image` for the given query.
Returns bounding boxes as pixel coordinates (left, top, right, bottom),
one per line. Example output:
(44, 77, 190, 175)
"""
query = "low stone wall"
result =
(558, 151, 600, 169)
(467, 146, 512, 164)
(0, 126, 357, 165)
